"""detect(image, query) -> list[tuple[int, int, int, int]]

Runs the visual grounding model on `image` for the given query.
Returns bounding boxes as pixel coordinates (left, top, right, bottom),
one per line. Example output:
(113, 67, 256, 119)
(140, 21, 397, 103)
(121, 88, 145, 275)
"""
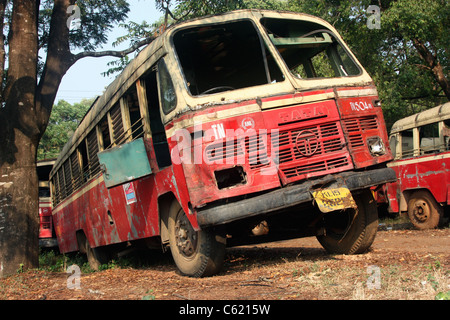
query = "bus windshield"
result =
(261, 18, 361, 79)
(173, 19, 284, 96)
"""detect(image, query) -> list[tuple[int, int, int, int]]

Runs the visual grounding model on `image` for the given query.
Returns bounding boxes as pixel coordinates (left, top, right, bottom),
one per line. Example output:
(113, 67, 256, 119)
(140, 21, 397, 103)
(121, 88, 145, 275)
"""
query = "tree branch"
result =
(72, 36, 156, 63)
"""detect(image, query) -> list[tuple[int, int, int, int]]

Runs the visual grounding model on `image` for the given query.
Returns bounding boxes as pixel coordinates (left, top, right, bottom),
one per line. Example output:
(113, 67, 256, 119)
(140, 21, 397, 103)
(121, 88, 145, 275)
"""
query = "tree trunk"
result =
(413, 38, 450, 101)
(0, 0, 145, 277)
(0, 0, 39, 278)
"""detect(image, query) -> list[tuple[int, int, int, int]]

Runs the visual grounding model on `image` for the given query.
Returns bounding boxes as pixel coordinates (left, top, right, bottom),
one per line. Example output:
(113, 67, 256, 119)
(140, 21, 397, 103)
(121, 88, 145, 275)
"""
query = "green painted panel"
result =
(98, 138, 152, 188)
(269, 33, 332, 46)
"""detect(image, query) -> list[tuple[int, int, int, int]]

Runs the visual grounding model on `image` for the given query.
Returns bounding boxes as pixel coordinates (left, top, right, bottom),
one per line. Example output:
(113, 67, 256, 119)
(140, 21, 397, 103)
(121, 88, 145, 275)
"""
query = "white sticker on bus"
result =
(211, 123, 226, 139)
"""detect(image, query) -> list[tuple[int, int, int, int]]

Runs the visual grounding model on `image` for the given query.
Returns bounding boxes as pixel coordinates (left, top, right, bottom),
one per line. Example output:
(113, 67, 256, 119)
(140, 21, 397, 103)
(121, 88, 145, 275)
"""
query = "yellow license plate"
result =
(312, 187, 357, 213)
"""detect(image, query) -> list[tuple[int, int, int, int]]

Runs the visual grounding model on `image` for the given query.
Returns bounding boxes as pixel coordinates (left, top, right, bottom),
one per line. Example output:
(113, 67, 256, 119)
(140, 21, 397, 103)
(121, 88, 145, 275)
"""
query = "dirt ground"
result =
(1, 226, 449, 301)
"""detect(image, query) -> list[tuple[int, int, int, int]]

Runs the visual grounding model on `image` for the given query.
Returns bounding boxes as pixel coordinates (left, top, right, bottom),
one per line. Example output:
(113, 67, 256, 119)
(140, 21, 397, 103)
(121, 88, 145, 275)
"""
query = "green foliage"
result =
(142, 289, 156, 300)
(37, 99, 93, 160)
(435, 291, 450, 300)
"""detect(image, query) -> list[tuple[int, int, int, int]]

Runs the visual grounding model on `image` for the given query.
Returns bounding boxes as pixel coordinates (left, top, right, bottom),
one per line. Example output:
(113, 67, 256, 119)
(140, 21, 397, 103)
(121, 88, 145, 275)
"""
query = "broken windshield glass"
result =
(261, 18, 361, 79)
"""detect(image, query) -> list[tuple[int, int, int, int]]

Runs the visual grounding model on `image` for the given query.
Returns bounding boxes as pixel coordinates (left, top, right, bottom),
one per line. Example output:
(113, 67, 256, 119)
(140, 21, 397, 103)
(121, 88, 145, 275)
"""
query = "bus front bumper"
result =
(196, 167, 396, 228)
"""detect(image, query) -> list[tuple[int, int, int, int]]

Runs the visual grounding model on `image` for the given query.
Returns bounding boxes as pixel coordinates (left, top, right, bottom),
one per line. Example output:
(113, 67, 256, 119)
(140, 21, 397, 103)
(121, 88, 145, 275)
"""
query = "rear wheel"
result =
(407, 190, 442, 229)
(168, 201, 226, 277)
(317, 190, 378, 254)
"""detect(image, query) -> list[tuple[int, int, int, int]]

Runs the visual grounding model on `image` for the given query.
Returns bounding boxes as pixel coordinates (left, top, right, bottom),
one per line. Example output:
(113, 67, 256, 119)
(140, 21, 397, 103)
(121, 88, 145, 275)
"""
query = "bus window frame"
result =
(259, 18, 362, 82)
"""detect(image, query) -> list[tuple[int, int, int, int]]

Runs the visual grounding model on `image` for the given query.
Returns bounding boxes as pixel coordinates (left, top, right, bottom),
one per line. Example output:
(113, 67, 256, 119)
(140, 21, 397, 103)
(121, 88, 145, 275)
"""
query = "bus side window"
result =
(123, 86, 144, 141)
(141, 65, 172, 169)
(444, 119, 450, 150)
(86, 129, 101, 177)
(400, 129, 414, 159)
(419, 122, 440, 154)
(98, 116, 112, 150)
(70, 151, 82, 191)
(389, 135, 397, 159)
(109, 103, 126, 145)
(158, 60, 177, 114)
(79, 139, 89, 182)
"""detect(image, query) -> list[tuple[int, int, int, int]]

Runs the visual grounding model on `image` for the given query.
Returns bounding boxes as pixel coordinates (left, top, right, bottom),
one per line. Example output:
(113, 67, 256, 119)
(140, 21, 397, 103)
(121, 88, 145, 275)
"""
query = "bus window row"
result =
(52, 75, 156, 205)
(390, 120, 450, 160)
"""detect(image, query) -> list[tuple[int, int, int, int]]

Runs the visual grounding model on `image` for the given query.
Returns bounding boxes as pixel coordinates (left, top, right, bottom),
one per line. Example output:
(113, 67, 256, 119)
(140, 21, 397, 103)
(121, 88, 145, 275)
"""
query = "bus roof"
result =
(390, 102, 450, 134)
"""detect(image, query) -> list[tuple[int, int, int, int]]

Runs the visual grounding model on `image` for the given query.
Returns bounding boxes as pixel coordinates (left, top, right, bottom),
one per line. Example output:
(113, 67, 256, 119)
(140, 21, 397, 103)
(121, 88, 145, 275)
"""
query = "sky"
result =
(55, 0, 162, 104)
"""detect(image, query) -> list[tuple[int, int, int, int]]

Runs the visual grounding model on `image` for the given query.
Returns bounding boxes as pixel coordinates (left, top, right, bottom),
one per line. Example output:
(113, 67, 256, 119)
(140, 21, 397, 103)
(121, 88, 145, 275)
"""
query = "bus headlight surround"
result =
(367, 136, 385, 156)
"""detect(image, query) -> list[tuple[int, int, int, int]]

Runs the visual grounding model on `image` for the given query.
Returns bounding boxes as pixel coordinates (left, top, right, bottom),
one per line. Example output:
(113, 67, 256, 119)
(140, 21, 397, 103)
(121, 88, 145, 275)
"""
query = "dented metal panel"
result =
(98, 138, 152, 188)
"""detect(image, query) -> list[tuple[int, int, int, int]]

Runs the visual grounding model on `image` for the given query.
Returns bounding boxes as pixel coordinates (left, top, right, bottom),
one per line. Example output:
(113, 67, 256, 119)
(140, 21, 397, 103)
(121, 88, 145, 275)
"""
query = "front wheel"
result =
(168, 201, 226, 277)
(317, 190, 378, 255)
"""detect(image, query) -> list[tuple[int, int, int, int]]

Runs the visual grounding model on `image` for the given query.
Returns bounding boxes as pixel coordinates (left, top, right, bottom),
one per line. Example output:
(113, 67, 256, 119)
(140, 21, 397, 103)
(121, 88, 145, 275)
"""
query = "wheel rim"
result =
(412, 200, 430, 222)
(174, 210, 198, 258)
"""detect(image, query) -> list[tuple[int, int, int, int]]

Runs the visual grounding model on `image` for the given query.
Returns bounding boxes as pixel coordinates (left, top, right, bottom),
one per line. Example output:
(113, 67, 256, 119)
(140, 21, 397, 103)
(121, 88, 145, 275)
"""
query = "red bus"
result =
(37, 159, 58, 247)
(49, 10, 395, 276)
(381, 102, 450, 229)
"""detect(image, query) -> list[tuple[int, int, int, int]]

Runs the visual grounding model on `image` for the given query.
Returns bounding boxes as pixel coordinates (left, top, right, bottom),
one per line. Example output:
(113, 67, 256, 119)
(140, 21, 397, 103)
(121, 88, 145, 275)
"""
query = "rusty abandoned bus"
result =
(49, 10, 396, 276)
(380, 102, 450, 229)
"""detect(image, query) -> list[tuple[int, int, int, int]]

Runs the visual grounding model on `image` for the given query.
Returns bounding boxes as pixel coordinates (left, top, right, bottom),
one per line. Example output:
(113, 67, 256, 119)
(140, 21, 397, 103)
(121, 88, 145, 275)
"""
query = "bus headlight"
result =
(367, 137, 385, 156)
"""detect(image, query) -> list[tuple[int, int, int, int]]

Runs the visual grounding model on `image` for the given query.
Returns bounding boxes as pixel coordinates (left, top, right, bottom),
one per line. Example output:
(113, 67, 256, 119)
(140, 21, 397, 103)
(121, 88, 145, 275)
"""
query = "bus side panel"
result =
(54, 174, 161, 252)
(105, 174, 160, 243)
(53, 177, 118, 252)
(387, 153, 450, 212)
(53, 204, 78, 253)
(154, 161, 197, 230)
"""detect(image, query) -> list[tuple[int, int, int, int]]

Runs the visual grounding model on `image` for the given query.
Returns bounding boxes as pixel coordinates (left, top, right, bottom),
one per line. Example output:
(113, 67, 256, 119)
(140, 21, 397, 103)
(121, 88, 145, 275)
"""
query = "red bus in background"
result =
(49, 10, 396, 277)
(381, 102, 450, 229)
(37, 159, 58, 247)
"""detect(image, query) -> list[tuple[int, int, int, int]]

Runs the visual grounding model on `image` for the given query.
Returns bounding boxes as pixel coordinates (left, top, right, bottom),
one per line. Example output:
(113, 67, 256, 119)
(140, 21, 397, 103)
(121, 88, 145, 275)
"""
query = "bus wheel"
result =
(317, 190, 378, 255)
(168, 201, 226, 277)
(85, 238, 109, 271)
(407, 190, 442, 229)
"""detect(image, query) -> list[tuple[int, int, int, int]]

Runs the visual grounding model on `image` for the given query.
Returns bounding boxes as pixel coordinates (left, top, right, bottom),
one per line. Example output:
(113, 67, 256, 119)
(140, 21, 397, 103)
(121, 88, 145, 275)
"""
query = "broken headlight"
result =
(367, 136, 385, 156)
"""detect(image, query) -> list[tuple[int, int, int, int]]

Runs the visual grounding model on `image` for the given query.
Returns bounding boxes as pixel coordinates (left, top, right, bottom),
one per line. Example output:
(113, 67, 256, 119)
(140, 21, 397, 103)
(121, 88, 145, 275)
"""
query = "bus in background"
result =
(37, 159, 58, 247)
(49, 10, 395, 277)
(381, 102, 450, 229)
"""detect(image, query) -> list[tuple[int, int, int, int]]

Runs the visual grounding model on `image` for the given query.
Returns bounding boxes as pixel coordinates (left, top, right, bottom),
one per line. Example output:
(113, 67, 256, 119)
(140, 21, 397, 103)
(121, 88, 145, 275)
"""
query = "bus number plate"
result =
(312, 187, 357, 213)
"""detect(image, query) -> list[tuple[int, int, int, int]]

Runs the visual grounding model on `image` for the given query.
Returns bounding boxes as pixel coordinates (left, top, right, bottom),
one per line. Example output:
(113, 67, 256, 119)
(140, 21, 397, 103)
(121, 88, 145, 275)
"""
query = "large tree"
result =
(0, 0, 155, 278)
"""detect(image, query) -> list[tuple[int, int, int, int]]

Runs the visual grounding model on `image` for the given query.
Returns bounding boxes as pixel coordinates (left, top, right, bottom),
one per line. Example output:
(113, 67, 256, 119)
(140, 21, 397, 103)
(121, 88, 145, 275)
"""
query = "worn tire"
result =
(317, 190, 378, 255)
(168, 201, 226, 277)
(407, 190, 442, 230)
